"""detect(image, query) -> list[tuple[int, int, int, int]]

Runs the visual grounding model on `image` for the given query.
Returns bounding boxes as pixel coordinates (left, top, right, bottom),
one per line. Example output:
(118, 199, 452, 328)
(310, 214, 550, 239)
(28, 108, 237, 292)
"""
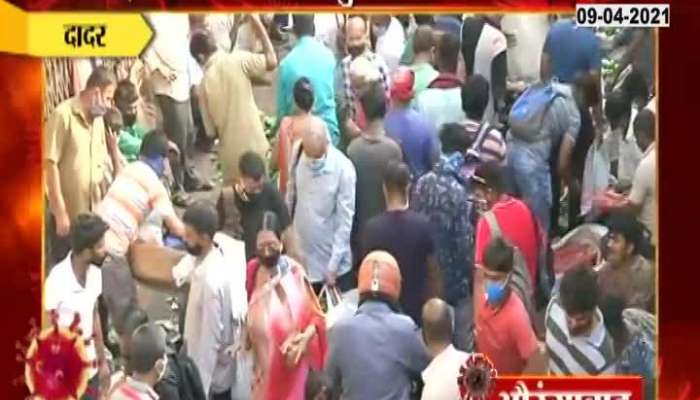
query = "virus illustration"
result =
(19, 310, 95, 400)
(457, 353, 498, 400)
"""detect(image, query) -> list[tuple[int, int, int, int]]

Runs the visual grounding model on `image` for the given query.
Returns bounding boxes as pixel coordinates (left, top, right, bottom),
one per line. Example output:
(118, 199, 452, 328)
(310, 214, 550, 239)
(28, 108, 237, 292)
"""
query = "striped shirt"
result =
(545, 297, 616, 376)
(461, 119, 506, 165)
(341, 51, 391, 121)
(97, 161, 177, 257)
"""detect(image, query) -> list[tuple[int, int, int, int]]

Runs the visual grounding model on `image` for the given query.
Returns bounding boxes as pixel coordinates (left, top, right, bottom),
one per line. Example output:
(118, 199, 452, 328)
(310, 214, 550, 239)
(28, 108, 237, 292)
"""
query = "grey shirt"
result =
(507, 83, 581, 164)
(287, 145, 357, 282)
(326, 301, 429, 400)
(346, 134, 403, 232)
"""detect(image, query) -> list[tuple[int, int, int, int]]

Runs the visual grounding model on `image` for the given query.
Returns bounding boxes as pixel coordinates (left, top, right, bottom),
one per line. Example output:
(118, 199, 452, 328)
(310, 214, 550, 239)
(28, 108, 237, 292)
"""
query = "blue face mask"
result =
(143, 156, 166, 177)
(485, 275, 510, 306)
(308, 154, 327, 173)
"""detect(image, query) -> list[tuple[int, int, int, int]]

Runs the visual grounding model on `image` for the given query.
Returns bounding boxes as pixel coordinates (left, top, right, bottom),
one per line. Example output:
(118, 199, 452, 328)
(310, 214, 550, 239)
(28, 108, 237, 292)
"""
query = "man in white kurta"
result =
(172, 231, 249, 399)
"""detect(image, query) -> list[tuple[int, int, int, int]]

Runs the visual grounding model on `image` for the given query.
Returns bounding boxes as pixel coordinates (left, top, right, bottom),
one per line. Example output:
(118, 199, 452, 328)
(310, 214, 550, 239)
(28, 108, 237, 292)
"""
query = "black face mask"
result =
(122, 112, 137, 127)
(186, 244, 203, 257)
(347, 45, 366, 58)
(244, 190, 260, 203)
(235, 184, 260, 203)
(257, 247, 281, 268)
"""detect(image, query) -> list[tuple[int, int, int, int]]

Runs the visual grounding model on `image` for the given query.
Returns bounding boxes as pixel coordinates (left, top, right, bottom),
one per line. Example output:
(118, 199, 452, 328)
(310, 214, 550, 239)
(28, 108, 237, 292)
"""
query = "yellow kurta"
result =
(199, 51, 270, 184)
(44, 96, 110, 221)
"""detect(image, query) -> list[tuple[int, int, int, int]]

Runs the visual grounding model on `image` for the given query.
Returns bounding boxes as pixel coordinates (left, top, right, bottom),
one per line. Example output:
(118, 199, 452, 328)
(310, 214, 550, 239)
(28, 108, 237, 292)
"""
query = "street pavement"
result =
(137, 52, 283, 323)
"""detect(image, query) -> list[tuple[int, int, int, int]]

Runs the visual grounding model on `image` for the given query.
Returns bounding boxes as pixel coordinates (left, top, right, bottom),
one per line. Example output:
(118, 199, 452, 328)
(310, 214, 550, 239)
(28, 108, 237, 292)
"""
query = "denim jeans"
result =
(507, 146, 553, 235)
(452, 296, 475, 353)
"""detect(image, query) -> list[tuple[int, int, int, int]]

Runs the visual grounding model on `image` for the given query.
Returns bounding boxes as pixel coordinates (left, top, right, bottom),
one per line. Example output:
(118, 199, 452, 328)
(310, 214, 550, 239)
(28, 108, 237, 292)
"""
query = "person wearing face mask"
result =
(44, 214, 111, 400)
(171, 201, 248, 400)
(545, 265, 616, 375)
(45, 66, 117, 266)
(287, 117, 357, 294)
(338, 16, 391, 134)
(245, 212, 327, 400)
(97, 130, 186, 324)
(217, 150, 298, 262)
(474, 238, 547, 375)
(109, 323, 169, 400)
(472, 162, 540, 288)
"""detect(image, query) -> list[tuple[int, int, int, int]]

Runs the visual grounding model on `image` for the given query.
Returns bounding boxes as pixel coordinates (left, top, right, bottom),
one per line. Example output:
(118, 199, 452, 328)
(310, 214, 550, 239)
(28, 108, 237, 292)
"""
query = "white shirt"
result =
(501, 14, 550, 84)
(144, 13, 194, 102)
(618, 99, 656, 183)
(375, 17, 406, 74)
(172, 233, 247, 397)
(205, 14, 236, 52)
(473, 22, 507, 124)
(314, 14, 340, 57)
(44, 253, 102, 378)
(421, 345, 470, 400)
(629, 143, 656, 244)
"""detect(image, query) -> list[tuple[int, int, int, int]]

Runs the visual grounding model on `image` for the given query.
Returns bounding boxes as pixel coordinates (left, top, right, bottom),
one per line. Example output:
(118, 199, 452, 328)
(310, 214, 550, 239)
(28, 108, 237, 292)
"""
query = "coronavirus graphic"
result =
(457, 353, 498, 400)
(20, 310, 94, 400)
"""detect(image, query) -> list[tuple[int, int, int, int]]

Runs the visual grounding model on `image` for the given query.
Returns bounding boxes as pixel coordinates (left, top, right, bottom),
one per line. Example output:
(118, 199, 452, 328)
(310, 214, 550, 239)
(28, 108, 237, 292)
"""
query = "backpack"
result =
(508, 82, 566, 143)
(166, 348, 207, 400)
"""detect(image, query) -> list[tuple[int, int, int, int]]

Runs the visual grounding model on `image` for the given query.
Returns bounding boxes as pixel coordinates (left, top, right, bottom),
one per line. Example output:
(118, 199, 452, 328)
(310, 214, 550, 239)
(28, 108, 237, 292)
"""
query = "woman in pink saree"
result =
(245, 214, 327, 400)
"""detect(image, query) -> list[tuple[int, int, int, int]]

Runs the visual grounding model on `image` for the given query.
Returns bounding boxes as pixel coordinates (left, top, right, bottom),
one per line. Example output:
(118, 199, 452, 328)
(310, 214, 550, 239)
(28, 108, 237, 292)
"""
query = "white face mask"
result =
(373, 24, 388, 37)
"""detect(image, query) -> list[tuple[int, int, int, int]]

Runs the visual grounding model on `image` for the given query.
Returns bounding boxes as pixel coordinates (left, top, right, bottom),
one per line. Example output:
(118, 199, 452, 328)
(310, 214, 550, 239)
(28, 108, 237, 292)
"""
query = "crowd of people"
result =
(42, 12, 657, 400)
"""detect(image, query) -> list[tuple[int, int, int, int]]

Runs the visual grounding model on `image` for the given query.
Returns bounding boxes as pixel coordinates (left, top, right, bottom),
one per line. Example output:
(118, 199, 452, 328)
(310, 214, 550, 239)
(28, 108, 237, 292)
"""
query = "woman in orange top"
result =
(245, 212, 326, 400)
(276, 78, 315, 197)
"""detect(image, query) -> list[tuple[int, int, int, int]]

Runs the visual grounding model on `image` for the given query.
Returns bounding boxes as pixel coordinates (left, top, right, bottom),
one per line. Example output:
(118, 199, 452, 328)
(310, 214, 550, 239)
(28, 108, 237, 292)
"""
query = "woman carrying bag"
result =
(244, 212, 327, 400)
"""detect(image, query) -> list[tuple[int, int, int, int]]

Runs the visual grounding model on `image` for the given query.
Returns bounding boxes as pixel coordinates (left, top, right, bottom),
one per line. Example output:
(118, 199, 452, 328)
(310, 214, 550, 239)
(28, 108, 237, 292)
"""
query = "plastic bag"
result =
(320, 286, 358, 329)
(581, 137, 611, 217)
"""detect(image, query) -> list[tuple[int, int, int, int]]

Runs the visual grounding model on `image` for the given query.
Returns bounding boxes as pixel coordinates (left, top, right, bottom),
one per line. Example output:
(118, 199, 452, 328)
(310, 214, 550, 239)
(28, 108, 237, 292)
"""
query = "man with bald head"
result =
(339, 16, 390, 134)
(287, 116, 357, 293)
(421, 298, 470, 400)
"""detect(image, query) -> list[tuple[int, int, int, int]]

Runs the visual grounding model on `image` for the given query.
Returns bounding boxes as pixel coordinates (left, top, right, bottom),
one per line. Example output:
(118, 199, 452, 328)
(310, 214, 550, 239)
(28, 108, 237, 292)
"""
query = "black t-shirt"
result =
(361, 209, 435, 325)
(230, 182, 291, 261)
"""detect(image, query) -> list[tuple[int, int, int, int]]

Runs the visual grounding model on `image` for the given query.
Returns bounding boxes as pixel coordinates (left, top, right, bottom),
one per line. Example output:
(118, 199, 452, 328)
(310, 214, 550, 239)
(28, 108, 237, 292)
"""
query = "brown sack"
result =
(128, 242, 186, 289)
